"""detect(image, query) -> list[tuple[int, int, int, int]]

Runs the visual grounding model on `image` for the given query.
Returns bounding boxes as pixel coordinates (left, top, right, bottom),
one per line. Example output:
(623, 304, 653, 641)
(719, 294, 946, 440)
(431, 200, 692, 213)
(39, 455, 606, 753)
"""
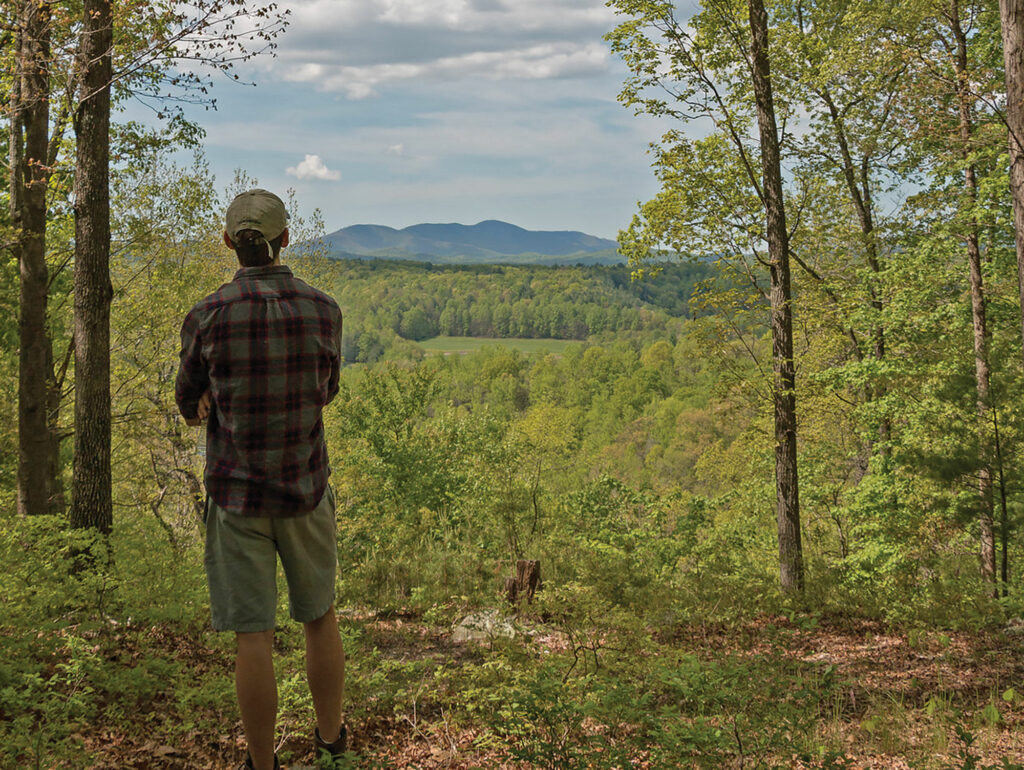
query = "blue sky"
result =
(152, 0, 675, 240)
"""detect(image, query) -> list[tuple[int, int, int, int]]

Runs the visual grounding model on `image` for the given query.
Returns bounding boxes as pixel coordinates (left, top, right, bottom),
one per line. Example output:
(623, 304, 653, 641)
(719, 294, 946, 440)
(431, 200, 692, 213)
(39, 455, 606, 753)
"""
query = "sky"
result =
(146, 0, 676, 240)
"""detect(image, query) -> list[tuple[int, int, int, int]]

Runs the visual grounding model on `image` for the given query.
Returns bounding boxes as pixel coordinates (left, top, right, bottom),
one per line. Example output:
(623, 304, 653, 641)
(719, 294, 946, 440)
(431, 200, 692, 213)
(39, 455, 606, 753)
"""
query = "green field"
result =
(418, 335, 576, 355)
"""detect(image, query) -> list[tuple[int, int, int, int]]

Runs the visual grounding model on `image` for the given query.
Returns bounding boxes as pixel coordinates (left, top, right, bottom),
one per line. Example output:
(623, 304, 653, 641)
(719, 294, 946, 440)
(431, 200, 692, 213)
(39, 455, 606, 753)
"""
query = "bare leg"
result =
(236, 630, 277, 770)
(303, 606, 346, 741)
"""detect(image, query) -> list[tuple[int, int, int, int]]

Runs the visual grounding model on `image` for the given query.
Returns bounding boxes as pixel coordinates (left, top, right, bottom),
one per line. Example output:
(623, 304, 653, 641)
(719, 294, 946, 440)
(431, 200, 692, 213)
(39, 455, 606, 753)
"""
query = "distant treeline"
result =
(311, 259, 714, 363)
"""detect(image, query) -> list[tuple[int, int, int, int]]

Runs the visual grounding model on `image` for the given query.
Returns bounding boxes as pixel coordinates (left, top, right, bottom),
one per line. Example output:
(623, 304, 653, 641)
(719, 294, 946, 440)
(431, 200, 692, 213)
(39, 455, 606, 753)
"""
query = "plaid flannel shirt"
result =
(175, 265, 343, 518)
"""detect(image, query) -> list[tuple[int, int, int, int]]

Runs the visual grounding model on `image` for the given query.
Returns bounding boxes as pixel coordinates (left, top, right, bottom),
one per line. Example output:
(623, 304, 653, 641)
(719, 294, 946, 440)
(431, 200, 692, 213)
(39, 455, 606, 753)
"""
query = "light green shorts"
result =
(204, 486, 338, 632)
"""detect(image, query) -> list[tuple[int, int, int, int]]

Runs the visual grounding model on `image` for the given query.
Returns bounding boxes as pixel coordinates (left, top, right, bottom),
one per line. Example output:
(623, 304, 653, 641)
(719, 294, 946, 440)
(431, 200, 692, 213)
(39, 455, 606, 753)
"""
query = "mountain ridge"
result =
(320, 219, 621, 264)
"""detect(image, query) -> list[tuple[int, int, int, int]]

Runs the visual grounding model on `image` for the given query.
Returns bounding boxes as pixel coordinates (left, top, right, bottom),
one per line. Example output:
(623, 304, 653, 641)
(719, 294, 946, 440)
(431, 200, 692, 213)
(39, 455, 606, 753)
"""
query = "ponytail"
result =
(233, 228, 284, 267)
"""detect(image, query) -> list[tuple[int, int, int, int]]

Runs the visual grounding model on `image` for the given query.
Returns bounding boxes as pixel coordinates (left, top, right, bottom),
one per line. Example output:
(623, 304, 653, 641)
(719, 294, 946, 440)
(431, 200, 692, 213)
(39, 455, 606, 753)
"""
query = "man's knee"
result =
(237, 629, 275, 651)
(303, 605, 336, 632)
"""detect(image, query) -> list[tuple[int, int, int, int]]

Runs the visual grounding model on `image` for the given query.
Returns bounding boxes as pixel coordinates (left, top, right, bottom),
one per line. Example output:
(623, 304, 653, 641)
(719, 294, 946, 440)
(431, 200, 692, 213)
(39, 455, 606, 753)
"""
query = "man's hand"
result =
(185, 390, 213, 426)
(198, 390, 212, 420)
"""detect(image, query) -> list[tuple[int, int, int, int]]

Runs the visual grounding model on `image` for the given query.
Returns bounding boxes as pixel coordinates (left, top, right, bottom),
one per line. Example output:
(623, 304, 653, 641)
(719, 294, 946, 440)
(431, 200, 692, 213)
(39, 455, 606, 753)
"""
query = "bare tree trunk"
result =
(749, 0, 803, 593)
(70, 0, 113, 533)
(999, 0, 1024, 361)
(13, 0, 63, 517)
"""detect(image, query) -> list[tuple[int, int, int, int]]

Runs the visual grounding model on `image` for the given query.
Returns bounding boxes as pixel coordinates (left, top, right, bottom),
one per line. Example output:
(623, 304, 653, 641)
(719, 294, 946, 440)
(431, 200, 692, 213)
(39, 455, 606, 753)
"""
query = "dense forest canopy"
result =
(7, 0, 1024, 766)
(319, 258, 713, 360)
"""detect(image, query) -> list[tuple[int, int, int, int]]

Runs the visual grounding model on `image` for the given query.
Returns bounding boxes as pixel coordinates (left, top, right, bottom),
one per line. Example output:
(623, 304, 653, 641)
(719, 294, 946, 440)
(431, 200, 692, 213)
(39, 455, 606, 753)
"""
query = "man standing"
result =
(176, 189, 347, 770)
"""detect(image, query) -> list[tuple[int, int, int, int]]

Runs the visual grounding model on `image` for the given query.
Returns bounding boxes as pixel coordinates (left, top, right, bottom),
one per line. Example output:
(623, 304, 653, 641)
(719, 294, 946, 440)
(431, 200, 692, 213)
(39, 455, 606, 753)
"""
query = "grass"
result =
(13, 608, 1024, 768)
(418, 335, 576, 355)
(7, 515, 1024, 768)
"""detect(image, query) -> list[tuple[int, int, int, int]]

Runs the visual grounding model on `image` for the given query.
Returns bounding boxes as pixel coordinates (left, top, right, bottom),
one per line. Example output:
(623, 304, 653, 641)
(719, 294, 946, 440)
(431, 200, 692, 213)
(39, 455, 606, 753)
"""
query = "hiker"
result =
(175, 189, 347, 770)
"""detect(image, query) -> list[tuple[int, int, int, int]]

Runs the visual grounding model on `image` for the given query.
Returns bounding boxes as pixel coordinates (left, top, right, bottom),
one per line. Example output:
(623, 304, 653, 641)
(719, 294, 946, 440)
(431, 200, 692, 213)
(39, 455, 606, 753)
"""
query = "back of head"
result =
(225, 189, 289, 267)
(232, 228, 284, 267)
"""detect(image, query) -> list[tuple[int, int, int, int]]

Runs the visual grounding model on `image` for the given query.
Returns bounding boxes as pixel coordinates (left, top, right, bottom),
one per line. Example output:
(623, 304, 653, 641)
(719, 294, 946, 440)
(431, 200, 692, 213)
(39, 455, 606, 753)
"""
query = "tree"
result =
(105, 149, 226, 546)
(607, 0, 804, 591)
(9, 0, 65, 517)
(783, 0, 918, 452)
(948, 0, 997, 591)
(70, 0, 113, 532)
(998, 0, 1024, 360)
(748, 0, 803, 592)
(399, 306, 434, 341)
(895, 0, 1012, 595)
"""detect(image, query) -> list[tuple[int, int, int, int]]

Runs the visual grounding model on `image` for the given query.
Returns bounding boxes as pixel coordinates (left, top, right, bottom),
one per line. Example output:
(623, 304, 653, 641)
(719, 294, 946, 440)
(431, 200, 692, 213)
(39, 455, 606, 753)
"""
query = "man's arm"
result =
(325, 308, 343, 405)
(175, 310, 210, 424)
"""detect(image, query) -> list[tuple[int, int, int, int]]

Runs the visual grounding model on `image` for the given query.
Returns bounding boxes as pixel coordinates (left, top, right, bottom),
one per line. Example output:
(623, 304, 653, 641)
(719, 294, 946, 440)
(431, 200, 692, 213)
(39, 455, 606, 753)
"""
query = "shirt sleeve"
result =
(175, 308, 209, 420)
(325, 307, 343, 405)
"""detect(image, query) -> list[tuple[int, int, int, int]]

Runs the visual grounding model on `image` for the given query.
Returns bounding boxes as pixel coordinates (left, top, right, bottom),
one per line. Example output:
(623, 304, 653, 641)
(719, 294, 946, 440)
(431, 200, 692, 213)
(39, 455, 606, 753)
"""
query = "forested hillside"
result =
(8, 0, 1024, 767)
(319, 258, 711, 362)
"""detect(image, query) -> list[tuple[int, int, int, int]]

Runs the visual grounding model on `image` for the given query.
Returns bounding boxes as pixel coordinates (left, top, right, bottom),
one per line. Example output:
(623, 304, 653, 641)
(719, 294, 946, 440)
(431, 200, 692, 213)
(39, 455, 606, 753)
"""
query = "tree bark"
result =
(952, 0, 997, 594)
(13, 0, 63, 517)
(999, 0, 1024, 362)
(71, 0, 113, 533)
(748, 0, 803, 593)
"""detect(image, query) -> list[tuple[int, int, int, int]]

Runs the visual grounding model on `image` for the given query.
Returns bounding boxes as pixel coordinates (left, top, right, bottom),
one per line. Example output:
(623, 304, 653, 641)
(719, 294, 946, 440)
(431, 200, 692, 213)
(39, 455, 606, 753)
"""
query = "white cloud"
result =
(376, 0, 470, 26)
(259, 0, 616, 98)
(286, 154, 341, 181)
(280, 0, 614, 39)
(281, 42, 610, 98)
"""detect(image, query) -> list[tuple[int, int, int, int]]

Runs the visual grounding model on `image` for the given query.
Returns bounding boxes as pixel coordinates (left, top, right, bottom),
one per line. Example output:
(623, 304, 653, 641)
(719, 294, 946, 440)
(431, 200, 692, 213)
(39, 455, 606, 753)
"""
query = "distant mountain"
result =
(320, 220, 622, 265)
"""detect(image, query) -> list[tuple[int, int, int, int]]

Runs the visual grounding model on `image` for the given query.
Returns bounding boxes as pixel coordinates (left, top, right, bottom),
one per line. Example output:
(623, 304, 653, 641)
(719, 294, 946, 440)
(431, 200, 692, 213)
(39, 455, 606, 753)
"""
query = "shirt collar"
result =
(233, 264, 293, 280)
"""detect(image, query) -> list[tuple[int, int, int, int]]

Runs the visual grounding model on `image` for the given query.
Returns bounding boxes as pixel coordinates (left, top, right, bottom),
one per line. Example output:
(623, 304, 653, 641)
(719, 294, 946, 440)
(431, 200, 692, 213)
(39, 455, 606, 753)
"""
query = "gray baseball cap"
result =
(225, 189, 289, 242)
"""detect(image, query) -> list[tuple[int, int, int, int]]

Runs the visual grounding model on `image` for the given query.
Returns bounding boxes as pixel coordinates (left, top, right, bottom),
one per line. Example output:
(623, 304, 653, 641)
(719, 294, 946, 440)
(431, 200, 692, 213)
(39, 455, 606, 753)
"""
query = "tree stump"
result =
(503, 576, 518, 605)
(504, 559, 541, 606)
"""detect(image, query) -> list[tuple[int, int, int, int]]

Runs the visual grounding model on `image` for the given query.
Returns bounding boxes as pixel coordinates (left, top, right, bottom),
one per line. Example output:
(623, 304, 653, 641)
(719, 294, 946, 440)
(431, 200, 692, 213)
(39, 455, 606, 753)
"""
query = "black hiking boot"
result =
(314, 724, 348, 763)
(240, 752, 280, 770)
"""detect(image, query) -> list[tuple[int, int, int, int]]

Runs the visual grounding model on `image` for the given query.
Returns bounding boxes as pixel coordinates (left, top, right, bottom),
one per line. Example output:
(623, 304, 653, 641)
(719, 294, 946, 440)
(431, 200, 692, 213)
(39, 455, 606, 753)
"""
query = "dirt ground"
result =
(77, 614, 1024, 769)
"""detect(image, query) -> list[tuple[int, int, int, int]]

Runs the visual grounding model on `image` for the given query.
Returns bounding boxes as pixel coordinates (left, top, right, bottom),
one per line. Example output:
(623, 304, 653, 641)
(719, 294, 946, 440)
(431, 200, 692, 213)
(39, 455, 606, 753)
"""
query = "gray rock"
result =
(451, 609, 516, 644)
